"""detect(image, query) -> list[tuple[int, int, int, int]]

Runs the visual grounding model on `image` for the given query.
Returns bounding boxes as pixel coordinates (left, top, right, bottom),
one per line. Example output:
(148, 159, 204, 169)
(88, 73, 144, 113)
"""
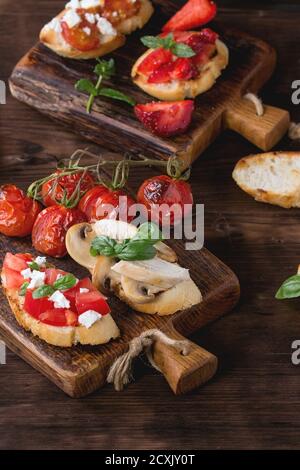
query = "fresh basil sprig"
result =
(19, 282, 30, 297)
(75, 58, 136, 113)
(141, 33, 196, 58)
(27, 261, 40, 271)
(90, 222, 163, 261)
(276, 275, 300, 300)
(32, 274, 77, 299)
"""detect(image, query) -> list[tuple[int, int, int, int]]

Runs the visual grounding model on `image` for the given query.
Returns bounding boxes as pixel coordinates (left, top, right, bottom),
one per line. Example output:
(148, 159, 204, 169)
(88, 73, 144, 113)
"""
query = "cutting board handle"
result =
(224, 97, 290, 151)
(152, 324, 218, 395)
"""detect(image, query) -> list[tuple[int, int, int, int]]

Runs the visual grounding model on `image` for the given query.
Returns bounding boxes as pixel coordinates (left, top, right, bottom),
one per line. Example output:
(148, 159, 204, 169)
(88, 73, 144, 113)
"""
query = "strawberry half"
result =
(134, 100, 194, 137)
(137, 48, 173, 76)
(163, 0, 217, 33)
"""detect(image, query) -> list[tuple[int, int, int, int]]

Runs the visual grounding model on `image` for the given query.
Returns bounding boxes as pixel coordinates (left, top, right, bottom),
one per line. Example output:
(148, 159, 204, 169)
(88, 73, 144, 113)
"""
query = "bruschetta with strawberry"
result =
(1, 252, 120, 347)
(40, 0, 154, 59)
(132, 29, 229, 101)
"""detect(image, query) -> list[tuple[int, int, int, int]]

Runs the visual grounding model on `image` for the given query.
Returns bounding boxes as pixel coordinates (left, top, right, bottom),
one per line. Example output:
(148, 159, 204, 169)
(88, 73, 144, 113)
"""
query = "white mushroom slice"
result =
(111, 257, 191, 289)
(92, 256, 116, 294)
(120, 275, 156, 304)
(66, 223, 97, 271)
(155, 241, 178, 263)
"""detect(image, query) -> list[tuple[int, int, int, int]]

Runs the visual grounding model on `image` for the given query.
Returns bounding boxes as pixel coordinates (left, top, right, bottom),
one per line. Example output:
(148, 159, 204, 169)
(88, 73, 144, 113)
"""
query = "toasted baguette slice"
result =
(233, 152, 300, 209)
(40, 10, 125, 60)
(115, 0, 154, 35)
(131, 39, 229, 101)
(1, 283, 120, 348)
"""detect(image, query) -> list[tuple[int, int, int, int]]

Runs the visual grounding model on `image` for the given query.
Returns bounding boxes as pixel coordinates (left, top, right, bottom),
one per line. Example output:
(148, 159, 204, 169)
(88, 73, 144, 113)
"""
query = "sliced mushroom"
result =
(66, 223, 97, 272)
(120, 275, 156, 304)
(155, 242, 178, 263)
(92, 256, 116, 296)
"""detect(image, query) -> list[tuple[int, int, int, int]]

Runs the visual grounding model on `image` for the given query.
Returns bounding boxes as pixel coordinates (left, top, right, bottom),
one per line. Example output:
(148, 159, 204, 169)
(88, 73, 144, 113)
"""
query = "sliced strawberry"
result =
(163, 0, 217, 33)
(147, 63, 174, 84)
(192, 43, 216, 66)
(170, 58, 198, 80)
(134, 100, 194, 138)
(137, 48, 173, 76)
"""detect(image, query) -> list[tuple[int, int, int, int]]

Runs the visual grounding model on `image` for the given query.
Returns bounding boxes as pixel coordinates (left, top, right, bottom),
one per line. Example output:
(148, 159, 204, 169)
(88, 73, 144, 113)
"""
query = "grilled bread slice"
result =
(131, 39, 229, 101)
(233, 152, 300, 209)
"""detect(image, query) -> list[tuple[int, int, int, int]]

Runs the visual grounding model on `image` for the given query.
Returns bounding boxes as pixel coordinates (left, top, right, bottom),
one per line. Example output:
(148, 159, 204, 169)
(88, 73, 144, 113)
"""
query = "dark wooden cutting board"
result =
(0, 234, 239, 397)
(9, 1, 290, 170)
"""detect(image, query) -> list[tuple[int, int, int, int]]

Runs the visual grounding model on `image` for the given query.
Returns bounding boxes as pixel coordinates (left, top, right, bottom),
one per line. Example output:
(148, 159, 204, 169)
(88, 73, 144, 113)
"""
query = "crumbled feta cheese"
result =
(34, 256, 47, 267)
(28, 271, 46, 289)
(97, 17, 117, 36)
(44, 18, 62, 34)
(21, 268, 32, 280)
(79, 288, 90, 294)
(66, 0, 81, 8)
(78, 310, 102, 328)
(82, 26, 91, 35)
(63, 9, 81, 28)
(49, 291, 70, 309)
(85, 13, 96, 24)
(81, 0, 104, 8)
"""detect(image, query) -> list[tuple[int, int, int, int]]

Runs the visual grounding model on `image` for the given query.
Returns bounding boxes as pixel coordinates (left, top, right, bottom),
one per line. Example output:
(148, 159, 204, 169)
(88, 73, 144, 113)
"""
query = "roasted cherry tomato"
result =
(61, 12, 100, 52)
(137, 175, 193, 226)
(0, 185, 41, 237)
(78, 185, 108, 221)
(102, 0, 141, 25)
(32, 205, 87, 258)
(42, 170, 95, 207)
(81, 187, 136, 223)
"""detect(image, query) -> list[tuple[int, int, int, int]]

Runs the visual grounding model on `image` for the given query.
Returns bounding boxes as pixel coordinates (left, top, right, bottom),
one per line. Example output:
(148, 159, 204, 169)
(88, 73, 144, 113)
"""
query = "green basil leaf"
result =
(90, 236, 118, 258)
(75, 79, 98, 96)
(141, 35, 161, 49)
(53, 274, 77, 291)
(276, 275, 300, 299)
(161, 33, 174, 49)
(98, 88, 136, 106)
(118, 240, 157, 261)
(94, 58, 116, 79)
(33, 285, 55, 299)
(27, 261, 40, 271)
(171, 42, 196, 58)
(19, 282, 29, 297)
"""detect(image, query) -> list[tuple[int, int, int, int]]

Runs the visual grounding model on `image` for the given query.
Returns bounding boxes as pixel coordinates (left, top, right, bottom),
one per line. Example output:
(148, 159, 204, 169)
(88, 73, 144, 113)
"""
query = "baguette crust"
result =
(233, 151, 300, 209)
(131, 39, 229, 101)
(111, 279, 202, 316)
(2, 285, 120, 348)
(40, 10, 125, 60)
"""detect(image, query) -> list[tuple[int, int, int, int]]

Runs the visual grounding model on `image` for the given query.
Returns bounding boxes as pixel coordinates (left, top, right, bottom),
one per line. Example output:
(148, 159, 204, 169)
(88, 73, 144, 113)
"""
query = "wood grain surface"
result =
(1, 0, 300, 451)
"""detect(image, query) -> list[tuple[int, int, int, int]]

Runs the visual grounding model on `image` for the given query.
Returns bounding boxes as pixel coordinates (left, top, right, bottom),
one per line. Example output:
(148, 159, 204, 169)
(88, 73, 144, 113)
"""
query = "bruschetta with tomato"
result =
(40, 0, 154, 59)
(132, 29, 229, 101)
(1, 252, 120, 347)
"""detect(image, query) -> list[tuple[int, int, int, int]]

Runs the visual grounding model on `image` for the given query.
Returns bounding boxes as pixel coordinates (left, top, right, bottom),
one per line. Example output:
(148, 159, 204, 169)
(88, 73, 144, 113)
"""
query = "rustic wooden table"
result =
(1, 0, 300, 450)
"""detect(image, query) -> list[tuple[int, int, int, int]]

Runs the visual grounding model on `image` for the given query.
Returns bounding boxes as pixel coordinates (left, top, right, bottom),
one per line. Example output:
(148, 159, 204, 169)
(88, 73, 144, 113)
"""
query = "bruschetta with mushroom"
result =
(66, 220, 202, 316)
(40, 0, 154, 59)
(131, 29, 229, 101)
(1, 252, 120, 347)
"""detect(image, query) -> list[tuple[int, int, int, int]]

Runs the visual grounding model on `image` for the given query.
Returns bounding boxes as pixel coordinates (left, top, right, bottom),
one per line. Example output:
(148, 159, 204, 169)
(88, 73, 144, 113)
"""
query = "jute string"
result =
(243, 92, 300, 140)
(107, 329, 191, 391)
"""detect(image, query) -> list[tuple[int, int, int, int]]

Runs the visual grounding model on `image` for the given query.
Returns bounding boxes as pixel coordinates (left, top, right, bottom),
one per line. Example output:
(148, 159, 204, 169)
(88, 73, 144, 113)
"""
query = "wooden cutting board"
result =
(0, 234, 239, 397)
(9, 2, 290, 170)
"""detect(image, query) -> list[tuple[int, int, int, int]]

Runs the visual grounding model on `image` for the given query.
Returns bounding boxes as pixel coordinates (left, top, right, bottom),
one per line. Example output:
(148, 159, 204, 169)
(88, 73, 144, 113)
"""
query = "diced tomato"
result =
(3, 253, 30, 273)
(65, 310, 78, 327)
(45, 268, 68, 286)
(39, 309, 74, 327)
(137, 48, 173, 76)
(75, 291, 111, 316)
(24, 290, 54, 319)
(77, 278, 98, 292)
(63, 278, 98, 312)
(2, 266, 25, 289)
(15, 253, 34, 263)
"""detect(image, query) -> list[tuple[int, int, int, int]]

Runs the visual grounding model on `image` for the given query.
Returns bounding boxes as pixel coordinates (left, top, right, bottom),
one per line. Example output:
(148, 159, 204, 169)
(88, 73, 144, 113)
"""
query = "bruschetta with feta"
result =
(66, 220, 202, 316)
(40, 0, 154, 59)
(131, 29, 229, 101)
(1, 252, 120, 347)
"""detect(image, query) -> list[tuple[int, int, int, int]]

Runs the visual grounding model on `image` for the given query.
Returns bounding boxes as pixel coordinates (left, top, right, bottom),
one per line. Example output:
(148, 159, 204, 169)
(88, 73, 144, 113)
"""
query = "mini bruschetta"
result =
(66, 220, 202, 316)
(132, 29, 229, 101)
(40, 0, 154, 59)
(1, 252, 120, 347)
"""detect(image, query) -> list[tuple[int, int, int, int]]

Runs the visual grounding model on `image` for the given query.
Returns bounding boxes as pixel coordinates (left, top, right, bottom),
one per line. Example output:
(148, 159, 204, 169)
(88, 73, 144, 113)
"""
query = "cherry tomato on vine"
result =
(32, 205, 87, 258)
(89, 188, 136, 223)
(0, 185, 41, 237)
(137, 175, 193, 226)
(41, 170, 95, 207)
(78, 185, 108, 221)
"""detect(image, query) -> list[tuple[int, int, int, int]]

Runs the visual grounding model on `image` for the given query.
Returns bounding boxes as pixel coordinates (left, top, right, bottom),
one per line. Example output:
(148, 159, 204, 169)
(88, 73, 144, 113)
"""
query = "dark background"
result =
(1, 0, 300, 450)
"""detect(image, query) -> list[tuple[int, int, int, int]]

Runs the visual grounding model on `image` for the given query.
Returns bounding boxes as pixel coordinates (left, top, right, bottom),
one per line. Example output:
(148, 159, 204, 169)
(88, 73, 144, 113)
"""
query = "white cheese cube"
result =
(63, 9, 81, 28)
(78, 310, 102, 328)
(49, 291, 70, 309)
(97, 17, 117, 36)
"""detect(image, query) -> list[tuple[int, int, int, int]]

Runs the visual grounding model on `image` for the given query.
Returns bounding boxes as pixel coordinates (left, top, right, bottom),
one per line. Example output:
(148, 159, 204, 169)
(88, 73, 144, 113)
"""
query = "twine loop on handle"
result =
(107, 329, 191, 392)
(244, 92, 265, 117)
